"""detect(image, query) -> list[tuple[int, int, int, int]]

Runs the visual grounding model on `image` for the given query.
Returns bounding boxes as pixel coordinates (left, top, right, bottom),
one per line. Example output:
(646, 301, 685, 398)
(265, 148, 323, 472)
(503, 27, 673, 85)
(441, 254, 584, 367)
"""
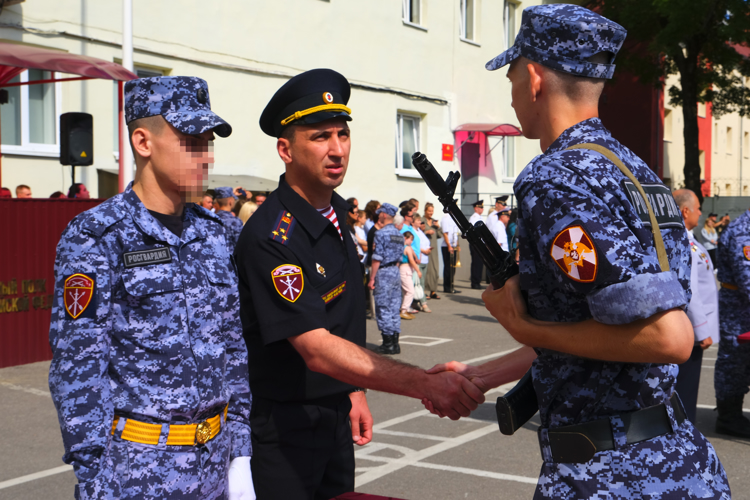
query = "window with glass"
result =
(403, 0, 421, 25)
(504, 1, 517, 49)
(396, 113, 420, 174)
(0, 69, 60, 155)
(460, 0, 476, 41)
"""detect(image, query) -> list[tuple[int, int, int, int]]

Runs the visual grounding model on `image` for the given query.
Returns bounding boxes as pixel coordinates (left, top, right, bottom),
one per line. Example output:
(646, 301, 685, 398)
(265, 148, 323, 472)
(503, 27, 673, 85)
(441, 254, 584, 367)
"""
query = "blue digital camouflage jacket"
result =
(48, 183, 251, 482)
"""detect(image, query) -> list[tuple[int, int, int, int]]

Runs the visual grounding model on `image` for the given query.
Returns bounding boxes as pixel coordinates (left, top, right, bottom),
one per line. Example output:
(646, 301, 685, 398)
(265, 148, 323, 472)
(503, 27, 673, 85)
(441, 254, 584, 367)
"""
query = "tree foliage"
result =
(586, 0, 750, 201)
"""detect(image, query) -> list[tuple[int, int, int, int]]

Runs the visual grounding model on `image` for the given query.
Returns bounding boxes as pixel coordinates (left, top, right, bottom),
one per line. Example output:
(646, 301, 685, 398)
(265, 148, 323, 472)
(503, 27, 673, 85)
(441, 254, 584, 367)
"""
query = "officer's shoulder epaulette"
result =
(76, 198, 126, 238)
(268, 209, 297, 246)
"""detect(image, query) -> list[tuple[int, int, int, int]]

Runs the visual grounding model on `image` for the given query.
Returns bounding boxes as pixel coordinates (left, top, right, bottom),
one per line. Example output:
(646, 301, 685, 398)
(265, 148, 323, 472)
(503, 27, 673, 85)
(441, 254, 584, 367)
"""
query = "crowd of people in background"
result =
(0, 183, 92, 199)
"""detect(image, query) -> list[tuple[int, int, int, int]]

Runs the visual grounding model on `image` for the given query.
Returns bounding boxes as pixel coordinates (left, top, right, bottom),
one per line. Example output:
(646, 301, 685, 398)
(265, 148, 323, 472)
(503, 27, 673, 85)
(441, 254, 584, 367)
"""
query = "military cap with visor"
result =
(376, 203, 398, 217)
(214, 187, 237, 200)
(486, 4, 627, 79)
(472, 200, 484, 208)
(260, 68, 352, 138)
(124, 76, 232, 137)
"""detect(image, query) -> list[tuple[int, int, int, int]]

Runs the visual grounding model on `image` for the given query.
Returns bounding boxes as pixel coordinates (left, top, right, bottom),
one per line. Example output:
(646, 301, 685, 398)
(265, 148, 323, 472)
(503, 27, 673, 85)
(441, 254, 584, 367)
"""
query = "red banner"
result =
(0, 198, 102, 368)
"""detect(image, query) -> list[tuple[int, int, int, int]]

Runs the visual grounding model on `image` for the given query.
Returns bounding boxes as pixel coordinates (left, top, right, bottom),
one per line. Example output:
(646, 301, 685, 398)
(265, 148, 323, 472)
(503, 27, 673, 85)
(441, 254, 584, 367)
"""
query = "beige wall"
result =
(662, 74, 750, 196)
(0, 0, 541, 205)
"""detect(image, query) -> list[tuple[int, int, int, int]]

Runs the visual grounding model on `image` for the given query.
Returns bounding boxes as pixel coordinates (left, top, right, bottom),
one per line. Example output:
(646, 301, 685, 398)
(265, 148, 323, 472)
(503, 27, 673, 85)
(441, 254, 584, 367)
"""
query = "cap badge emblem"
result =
(323, 92, 334, 104)
(196, 88, 207, 104)
(550, 226, 598, 283)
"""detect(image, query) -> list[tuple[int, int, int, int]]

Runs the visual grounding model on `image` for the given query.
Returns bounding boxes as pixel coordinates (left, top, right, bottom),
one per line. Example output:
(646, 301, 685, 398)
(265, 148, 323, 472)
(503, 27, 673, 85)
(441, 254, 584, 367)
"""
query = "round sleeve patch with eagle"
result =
(550, 226, 598, 283)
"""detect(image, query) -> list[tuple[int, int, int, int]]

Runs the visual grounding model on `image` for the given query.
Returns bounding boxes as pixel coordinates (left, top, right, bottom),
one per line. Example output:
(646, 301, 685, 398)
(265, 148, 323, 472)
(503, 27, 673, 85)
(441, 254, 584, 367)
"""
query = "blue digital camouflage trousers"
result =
(75, 426, 230, 500)
(373, 267, 401, 336)
(535, 416, 730, 499)
(715, 329, 750, 400)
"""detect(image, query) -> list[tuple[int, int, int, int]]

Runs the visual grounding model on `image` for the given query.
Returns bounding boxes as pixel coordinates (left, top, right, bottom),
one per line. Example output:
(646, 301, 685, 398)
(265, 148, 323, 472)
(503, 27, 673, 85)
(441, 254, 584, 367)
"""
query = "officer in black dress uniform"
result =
(235, 68, 484, 500)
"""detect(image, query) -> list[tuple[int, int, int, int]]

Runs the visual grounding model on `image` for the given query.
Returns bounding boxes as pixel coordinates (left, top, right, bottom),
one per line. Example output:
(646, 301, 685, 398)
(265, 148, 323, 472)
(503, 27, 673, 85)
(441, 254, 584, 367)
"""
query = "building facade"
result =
(0, 0, 545, 209)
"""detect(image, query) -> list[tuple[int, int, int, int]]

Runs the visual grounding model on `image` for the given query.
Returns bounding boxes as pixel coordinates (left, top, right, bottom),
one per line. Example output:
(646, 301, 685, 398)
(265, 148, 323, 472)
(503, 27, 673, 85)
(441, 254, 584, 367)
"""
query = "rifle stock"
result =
(411, 151, 537, 436)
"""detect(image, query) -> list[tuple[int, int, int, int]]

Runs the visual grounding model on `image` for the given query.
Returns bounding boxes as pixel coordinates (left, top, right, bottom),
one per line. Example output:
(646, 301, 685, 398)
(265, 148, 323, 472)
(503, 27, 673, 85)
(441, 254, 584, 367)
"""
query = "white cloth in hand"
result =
(227, 456, 255, 500)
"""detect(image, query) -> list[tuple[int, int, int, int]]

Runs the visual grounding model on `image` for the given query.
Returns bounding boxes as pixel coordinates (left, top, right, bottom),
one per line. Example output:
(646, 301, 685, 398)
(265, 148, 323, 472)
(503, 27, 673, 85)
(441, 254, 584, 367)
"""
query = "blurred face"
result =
(474, 205, 484, 214)
(495, 201, 505, 212)
(424, 206, 434, 219)
(16, 187, 32, 198)
(77, 185, 90, 199)
(255, 195, 266, 206)
(280, 119, 351, 192)
(499, 213, 510, 226)
(136, 122, 215, 197)
(201, 195, 214, 210)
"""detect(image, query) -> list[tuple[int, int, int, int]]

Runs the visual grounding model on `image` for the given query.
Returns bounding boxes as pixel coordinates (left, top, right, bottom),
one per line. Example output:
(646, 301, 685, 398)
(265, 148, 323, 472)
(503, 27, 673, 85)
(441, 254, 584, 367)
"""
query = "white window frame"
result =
(504, 0, 518, 50)
(1, 70, 62, 157)
(395, 112, 422, 179)
(459, 0, 477, 43)
(502, 136, 516, 182)
(402, 0, 425, 30)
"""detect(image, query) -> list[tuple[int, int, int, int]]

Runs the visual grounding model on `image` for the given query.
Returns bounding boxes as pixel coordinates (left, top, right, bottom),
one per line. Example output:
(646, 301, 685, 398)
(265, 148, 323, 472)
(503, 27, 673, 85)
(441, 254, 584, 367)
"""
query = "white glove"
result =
(227, 456, 256, 500)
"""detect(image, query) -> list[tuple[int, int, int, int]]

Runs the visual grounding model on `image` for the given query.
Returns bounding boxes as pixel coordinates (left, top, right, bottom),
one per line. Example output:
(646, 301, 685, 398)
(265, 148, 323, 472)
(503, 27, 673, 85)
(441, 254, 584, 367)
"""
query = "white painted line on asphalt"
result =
(373, 409, 429, 431)
(410, 462, 538, 485)
(355, 423, 498, 487)
(460, 348, 521, 365)
(376, 430, 451, 442)
(399, 336, 453, 347)
(703, 357, 717, 362)
(702, 366, 715, 370)
(0, 465, 73, 490)
(0, 381, 50, 398)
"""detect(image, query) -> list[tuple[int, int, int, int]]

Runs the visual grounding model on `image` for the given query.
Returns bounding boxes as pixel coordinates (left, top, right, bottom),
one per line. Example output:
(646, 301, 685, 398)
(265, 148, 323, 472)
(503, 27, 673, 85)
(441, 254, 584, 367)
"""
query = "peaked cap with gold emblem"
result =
(259, 68, 352, 138)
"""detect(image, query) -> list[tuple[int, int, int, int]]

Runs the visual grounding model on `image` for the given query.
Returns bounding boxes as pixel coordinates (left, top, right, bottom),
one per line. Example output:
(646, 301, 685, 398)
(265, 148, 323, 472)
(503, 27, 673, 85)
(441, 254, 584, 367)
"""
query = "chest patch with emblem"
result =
(123, 247, 172, 268)
(550, 226, 598, 283)
(64, 273, 95, 319)
(316, 263, 326, 277)
(272, 264, 304, 302)
(621, 181, 683, 229)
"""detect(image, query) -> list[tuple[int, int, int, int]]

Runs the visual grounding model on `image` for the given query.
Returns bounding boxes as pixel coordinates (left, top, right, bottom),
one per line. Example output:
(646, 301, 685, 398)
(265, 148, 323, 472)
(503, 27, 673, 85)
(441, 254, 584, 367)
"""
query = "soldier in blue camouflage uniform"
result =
(424, 5, 730, 499)
(715, 210, 750, 438)
(48, 76, 254, 500)
(213, 186, 244, 253)
(367, 203, 404, 355)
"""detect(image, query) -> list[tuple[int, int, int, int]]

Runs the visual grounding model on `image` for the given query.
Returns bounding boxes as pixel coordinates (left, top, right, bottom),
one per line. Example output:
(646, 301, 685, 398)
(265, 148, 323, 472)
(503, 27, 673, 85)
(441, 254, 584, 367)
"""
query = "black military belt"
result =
(540, 392, 687, 464)
(379, 261, 400, 269)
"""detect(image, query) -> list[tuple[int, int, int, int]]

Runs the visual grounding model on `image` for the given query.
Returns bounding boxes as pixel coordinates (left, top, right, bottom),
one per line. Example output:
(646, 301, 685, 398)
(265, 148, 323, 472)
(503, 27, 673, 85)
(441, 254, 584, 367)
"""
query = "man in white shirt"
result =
(674, 189, 719, 424)
(490, 207, 510, 252)
(468, 200, 485, 289)
(440, 212, 460, 293)
(414, 215, 432, 312)
(485, 196, 508, 236)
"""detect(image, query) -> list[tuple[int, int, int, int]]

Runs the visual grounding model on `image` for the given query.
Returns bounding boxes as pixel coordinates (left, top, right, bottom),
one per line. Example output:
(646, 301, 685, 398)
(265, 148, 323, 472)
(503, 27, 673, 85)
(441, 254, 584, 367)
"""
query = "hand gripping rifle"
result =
(411, 152, 538, 435)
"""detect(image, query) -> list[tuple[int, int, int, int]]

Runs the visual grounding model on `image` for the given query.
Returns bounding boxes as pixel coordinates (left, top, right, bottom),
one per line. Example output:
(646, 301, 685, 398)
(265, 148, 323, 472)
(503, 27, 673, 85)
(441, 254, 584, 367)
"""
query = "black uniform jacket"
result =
(235, 174, 366, 402)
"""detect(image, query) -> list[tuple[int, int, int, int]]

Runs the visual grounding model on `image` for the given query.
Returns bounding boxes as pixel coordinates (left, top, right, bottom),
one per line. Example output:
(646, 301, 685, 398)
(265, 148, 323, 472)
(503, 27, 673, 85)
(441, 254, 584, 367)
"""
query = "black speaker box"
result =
(60, 112, 93, 166)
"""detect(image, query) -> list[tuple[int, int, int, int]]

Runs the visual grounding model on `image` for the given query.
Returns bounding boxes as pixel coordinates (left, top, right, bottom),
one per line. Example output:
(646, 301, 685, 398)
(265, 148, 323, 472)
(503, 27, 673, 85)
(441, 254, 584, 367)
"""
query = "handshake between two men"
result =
(289, 276, 539, 447)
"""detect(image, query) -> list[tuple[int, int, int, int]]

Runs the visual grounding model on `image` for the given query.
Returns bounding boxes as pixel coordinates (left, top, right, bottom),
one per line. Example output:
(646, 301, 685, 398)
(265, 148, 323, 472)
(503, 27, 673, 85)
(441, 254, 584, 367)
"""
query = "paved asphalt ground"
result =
(1, 277, 749, 500)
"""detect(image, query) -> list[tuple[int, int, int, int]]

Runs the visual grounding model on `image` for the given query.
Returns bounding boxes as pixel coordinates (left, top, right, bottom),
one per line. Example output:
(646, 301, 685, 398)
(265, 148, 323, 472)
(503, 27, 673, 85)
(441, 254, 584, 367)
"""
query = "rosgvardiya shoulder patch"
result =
(272, 264, 304, 302)
(550, 226, 598, 283)
(64, 273, 95, 319)
(269, 210, 297, 245)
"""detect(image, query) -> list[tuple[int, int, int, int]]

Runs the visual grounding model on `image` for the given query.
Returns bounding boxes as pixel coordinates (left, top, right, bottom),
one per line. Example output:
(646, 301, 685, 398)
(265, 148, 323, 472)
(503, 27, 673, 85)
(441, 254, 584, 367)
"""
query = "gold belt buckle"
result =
(195, 421, 212, 445)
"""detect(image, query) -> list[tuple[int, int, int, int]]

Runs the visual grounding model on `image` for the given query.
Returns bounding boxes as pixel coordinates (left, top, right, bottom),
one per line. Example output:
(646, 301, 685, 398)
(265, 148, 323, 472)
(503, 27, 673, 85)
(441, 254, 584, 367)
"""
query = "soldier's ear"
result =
(527, 63, 542, 103)
(277, 137, 293, 165)
(131, 127, 153, 160)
